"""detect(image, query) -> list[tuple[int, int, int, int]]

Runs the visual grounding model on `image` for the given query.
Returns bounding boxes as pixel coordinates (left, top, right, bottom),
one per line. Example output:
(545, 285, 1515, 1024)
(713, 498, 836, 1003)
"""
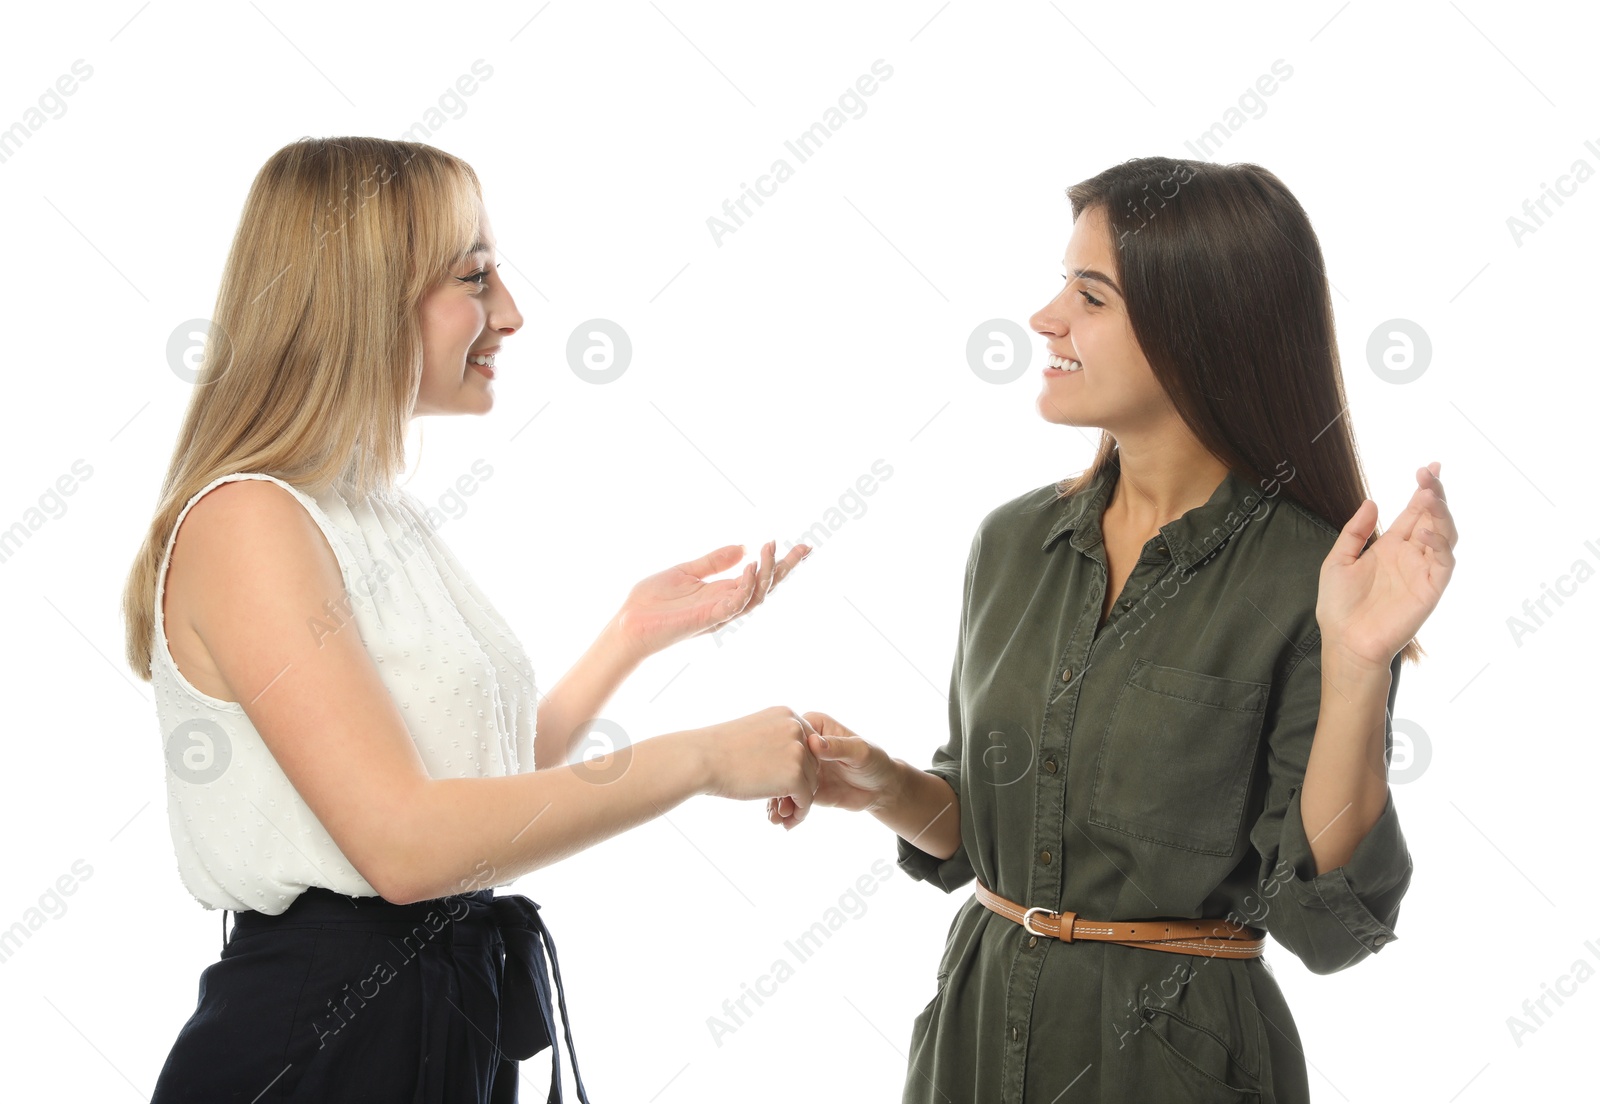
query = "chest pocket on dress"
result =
(1089, 659, 1269, 855)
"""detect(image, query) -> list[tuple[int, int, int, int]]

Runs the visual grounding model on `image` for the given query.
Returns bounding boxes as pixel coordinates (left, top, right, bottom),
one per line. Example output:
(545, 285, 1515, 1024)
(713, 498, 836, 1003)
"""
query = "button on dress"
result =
(896, 453, 1412, 1103)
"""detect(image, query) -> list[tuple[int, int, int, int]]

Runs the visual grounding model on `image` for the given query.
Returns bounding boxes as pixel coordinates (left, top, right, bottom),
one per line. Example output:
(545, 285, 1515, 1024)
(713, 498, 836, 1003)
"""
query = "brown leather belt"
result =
(975, 880, 1267, 960)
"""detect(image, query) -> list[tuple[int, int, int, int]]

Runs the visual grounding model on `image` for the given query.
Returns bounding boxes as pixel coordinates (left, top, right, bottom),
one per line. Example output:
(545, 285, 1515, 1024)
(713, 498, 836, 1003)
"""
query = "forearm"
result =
(533, 616, 646, 770)
(383, 727, 707, 903)
(1298, 644, 1394, 876)
(872, 758, 961, 861)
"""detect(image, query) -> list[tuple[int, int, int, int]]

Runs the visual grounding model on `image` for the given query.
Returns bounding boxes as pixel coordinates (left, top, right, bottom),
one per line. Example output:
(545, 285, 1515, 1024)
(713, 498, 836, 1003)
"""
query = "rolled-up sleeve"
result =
(1247, 630, 1413, 975)
(896, 535, 979, 893)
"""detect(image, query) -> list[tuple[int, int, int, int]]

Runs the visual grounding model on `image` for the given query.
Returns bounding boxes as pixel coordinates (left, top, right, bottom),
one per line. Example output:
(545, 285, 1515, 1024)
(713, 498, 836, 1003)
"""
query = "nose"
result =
(489, 275, 525, 336)
(1029, 305, 1049, 337)
(1030, 294, 1064, 341)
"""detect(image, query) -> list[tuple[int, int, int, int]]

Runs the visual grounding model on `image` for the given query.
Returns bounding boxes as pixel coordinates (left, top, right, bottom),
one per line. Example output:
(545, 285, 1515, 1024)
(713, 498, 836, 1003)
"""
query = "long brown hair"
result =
(121, 136, 483, 679)
(1056, 156, 1422, 666)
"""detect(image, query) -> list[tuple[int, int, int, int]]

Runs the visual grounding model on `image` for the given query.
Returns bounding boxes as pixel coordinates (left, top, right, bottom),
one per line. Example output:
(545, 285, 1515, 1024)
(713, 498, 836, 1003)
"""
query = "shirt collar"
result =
(1041, 455, 1269, 571)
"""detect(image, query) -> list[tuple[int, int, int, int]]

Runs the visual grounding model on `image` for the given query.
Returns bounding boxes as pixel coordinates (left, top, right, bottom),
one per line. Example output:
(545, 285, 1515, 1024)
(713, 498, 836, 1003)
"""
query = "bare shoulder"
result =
(164, 475, 426, 901)
(165, 478, 348, 700)
(177, 476, 331, 551)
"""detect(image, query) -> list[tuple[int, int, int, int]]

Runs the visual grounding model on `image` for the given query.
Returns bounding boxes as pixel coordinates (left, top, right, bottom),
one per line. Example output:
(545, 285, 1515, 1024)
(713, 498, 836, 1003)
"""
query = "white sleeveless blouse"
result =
(151, 472, 538, 914)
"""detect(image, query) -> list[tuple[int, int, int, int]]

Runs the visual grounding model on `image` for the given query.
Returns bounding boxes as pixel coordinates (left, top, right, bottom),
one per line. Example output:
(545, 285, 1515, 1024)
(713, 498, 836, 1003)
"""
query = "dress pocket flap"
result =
(1128, 660, 1268, 714)
(1089, 660, 1271, 855)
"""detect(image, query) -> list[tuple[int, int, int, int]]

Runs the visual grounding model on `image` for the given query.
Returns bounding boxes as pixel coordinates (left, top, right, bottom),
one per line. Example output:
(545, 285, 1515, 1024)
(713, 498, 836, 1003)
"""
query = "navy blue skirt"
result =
(151, 886, 590, 1103)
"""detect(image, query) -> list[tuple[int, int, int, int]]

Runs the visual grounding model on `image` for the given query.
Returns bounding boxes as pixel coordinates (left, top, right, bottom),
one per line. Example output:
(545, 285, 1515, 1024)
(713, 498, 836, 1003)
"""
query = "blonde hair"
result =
(122, 136, 483, 679)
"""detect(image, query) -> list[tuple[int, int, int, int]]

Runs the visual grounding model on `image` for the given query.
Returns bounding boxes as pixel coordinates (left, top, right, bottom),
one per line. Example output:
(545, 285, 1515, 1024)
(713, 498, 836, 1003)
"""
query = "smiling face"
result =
(1029, 204, 1174, 436)
(413, 196, 524, 418)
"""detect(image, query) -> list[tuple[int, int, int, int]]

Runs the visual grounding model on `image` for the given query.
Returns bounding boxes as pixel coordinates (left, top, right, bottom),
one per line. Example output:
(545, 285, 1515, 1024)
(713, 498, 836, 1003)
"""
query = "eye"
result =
(457, 269, 488, 286)
(1060, 274, 1104, 307)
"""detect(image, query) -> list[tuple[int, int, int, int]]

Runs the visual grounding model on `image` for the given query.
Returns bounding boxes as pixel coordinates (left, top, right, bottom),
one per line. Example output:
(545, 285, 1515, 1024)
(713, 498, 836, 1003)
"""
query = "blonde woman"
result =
(126, 136, 823, 1102)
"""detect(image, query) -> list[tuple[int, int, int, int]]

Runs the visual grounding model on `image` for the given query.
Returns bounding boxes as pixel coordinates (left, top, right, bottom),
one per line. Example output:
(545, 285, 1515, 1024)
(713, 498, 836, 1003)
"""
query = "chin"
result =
(1035, 395, 1087, 427)
(435, 391, 492, 416)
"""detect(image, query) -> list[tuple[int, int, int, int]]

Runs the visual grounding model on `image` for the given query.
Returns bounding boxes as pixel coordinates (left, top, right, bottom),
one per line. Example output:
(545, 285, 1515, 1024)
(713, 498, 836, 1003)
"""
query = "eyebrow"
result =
(454, 239, 495, 265)
(1063, 266, 1122, 297)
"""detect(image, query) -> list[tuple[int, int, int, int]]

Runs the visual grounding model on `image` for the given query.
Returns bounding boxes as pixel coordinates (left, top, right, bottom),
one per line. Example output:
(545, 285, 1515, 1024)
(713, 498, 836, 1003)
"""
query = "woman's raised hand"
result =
(767, 712, 900, 831)
(1317, 461, 1457, 671)
(612, 540, 811, 660)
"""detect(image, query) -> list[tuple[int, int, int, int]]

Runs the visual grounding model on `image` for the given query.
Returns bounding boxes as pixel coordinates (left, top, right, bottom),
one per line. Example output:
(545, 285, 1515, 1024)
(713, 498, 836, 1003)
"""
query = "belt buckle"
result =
(1022, 906, 1064, 940)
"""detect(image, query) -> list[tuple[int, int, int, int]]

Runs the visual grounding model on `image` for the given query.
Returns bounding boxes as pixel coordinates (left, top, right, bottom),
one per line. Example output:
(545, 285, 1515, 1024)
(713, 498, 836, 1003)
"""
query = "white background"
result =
(1, 1, 1597, 1100)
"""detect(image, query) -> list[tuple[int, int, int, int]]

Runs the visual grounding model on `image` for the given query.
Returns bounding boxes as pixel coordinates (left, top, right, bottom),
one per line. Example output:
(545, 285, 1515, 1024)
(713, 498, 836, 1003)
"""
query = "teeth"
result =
(1048, 354, 1082, 372)
(469, 353, 496, 366)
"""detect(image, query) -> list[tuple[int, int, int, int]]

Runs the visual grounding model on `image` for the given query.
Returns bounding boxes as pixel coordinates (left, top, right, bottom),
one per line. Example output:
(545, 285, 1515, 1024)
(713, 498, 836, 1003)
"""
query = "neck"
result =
(1105, 438, 1231, 536)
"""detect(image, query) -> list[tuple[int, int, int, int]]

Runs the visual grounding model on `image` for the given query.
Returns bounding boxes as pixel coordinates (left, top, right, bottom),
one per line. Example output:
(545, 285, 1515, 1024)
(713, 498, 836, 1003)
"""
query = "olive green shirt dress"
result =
(896, 454, 1412, 1104)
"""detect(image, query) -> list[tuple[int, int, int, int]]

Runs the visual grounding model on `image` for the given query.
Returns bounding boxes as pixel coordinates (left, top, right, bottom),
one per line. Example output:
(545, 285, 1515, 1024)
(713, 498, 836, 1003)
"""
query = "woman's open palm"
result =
(1317, 461, 1457, 669)
(615, 540, 810, 656)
